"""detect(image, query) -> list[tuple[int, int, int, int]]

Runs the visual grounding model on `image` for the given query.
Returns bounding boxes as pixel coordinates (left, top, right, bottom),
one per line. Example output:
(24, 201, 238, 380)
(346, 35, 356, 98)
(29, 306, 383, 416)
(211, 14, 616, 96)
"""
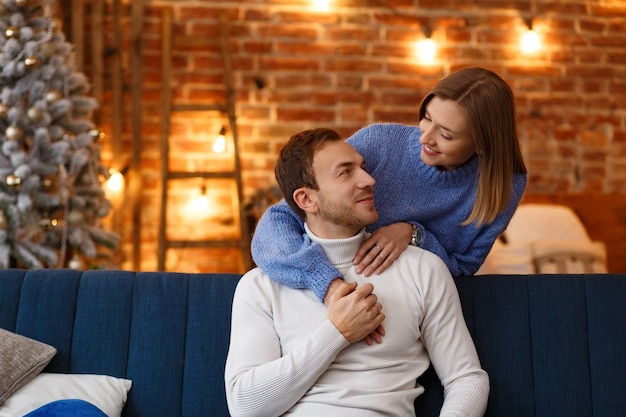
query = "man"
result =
(224, 128, 489, 416)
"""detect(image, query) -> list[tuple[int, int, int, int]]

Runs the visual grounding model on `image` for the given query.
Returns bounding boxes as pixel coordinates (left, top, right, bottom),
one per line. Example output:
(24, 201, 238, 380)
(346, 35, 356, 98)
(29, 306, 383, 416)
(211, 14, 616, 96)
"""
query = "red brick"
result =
(276, 108, 335, 122)
(258, 24, 317, 40)
(259, 57, 321, 71)
(275, 41, 337, 56)
(84, 0, 626, 273)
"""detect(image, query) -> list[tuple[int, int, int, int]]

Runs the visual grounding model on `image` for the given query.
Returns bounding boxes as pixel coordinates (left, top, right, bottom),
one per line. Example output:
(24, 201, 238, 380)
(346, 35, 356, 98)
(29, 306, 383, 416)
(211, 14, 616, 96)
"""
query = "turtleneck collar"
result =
(304, 223, 367, 266)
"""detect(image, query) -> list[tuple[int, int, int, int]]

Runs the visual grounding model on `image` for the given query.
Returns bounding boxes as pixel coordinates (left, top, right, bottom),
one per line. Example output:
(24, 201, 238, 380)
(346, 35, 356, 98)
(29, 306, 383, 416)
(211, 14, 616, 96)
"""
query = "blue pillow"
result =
(23, 399, 107, 417)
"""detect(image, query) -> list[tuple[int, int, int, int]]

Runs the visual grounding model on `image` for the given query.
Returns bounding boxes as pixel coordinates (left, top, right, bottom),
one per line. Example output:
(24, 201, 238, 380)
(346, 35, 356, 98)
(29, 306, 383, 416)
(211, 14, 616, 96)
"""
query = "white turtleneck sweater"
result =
(225, 226, 489, 417)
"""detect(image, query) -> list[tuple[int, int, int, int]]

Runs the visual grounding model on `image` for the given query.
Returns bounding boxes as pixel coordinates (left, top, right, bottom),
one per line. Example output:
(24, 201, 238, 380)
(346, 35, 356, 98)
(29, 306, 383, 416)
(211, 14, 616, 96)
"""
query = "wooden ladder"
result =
(157, 8, 250, 272)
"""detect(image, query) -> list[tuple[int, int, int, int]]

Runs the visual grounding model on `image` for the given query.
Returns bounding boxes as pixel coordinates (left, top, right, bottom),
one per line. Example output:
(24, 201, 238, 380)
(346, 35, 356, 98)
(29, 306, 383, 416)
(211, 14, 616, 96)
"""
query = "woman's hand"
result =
(354, 223, 413, 276)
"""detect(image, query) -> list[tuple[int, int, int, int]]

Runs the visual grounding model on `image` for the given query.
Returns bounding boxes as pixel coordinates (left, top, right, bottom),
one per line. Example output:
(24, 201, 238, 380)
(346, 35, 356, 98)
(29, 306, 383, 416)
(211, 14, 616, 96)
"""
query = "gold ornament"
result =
(0, 103, 8, 119)
(5, 125, 24, 141)
(39, 216, 56, 230)
(45, 90, 62, 104)
(15, 0, 30, 7)
(68, 254, 83, 270)
(97, 206, 110, 217)
(6, 174, 22, 191)
(5, 26, 19, 40)
(24, 56, 40, 69)
(67, 210, 84, 224)
(27, 107, 43, 121)
(88, 129, 104, 141)
(41, 177, 52, 191)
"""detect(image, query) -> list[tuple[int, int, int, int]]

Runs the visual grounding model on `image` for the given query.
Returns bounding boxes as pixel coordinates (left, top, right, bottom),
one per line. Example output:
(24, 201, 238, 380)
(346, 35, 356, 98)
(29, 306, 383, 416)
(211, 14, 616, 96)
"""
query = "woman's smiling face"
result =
(418, 97, 477, 171)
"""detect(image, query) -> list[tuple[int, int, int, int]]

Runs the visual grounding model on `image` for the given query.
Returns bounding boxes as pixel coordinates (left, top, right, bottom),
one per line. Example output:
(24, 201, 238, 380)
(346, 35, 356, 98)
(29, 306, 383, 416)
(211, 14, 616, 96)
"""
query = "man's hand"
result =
(325, 280, 385, 344)
(363, 324, 385, 346)
(324, 279, 346, 306)
(353, 222, 413, 276)
(325, 279, 386, 345)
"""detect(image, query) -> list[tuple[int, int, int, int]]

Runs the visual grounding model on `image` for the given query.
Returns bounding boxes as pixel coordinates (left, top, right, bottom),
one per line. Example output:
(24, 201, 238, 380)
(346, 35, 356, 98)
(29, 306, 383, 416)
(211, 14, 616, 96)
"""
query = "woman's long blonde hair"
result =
(418, 67, 527, 226)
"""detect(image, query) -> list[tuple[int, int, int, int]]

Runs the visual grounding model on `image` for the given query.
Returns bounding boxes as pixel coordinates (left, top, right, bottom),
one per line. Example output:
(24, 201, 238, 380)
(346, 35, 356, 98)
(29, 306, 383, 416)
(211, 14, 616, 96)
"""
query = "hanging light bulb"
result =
(197, 184, 209, 210)
(414, 26, 436, 64)
(521, 18, 541, 54)
(213, 126, 227, 153)
(187, 183, 210, 215)
(312, 0, 331, 11)
(105, 168, 125, 195)
(415, 38, 436, 63)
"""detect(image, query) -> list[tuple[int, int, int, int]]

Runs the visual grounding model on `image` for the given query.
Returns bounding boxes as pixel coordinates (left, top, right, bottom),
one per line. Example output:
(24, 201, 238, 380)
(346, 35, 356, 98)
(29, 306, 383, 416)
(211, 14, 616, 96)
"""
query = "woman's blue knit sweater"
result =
(251, 123, 528, 301)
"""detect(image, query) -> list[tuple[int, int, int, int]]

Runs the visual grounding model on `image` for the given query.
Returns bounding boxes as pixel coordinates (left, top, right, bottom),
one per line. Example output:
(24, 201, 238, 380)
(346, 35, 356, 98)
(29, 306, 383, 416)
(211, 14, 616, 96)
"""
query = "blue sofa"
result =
(1, 269, 626, 416)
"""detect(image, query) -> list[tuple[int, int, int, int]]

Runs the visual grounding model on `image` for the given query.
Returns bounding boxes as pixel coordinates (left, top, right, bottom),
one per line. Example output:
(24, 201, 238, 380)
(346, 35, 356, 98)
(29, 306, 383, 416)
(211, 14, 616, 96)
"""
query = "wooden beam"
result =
(70, 0, 84, 70)
(157, 7, 173, 271)
(219, 12, 252, 270)
(111, 0, 122, 161)
(90, 0, 103, 125)
(166, 171, 236, 180)
(130, 0, 143, 270)
(110, 0, 123, 236)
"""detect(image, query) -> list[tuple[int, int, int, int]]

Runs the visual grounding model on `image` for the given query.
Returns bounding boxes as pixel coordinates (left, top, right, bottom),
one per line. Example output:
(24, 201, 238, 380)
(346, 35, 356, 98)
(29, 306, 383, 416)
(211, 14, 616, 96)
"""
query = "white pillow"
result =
(531, 240, 608, 273)
(475, 241, 534, 275)
(0, 373, 132, 417)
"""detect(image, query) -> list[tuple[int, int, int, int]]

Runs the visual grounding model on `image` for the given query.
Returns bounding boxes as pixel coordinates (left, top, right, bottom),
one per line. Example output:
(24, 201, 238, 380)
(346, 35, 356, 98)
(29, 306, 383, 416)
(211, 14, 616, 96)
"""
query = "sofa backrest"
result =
(416, 274, 626, 417)
(2, 270, 626, 417)
(0, 269, 240, 417)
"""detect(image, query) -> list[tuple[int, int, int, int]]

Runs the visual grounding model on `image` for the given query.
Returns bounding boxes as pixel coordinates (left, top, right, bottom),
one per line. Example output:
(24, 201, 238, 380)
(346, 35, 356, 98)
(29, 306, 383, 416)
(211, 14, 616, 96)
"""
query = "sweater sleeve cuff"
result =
(306, 263, 344, 303)
(317, 319, 351, 353)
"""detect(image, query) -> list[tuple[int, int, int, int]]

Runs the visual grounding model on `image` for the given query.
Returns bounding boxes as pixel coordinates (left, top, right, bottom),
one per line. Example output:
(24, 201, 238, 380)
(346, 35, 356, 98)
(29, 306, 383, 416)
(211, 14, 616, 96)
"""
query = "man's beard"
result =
(317, 194, 376, 231)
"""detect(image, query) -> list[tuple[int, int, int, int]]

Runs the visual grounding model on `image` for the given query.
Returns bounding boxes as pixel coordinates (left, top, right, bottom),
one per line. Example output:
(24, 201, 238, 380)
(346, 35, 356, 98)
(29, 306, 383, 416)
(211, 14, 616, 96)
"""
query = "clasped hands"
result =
(325, 279, 385, 345)
(323, 222, 414, 345)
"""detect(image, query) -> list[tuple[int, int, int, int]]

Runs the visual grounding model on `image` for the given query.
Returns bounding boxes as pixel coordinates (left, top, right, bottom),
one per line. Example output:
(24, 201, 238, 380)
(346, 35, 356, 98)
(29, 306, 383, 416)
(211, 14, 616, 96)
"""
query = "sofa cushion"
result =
(0, 373, 131, 417)
(0, 328, 57, 405)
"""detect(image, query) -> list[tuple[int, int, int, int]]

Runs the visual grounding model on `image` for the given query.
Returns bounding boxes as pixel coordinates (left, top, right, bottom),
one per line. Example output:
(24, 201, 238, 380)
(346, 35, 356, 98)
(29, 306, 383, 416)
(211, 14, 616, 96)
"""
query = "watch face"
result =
(412, 226, 422, 246)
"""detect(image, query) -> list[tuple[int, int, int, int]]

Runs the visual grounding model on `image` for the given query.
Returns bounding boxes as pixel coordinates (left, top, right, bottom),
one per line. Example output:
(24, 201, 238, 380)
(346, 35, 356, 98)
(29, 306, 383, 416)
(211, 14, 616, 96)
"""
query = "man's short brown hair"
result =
(274, 128, 342, 220)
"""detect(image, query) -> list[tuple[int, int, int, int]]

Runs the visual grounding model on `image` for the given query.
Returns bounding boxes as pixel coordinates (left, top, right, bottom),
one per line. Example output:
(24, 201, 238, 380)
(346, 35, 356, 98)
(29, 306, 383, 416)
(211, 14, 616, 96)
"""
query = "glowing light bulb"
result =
(521, 29, 541, 54)
(105, 169, 124, 194)
(415, 38, 436, 63)
(192, 185, 210, 212)
(312, 0, 331, 11)
(213, 135, 226, 153)
(213, 126, 227, 153)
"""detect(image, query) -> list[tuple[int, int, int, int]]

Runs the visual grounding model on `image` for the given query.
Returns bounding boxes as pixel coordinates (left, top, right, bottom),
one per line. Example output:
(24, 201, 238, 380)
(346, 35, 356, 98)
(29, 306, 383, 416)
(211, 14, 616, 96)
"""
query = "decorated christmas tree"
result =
(0, 0, 120, 269)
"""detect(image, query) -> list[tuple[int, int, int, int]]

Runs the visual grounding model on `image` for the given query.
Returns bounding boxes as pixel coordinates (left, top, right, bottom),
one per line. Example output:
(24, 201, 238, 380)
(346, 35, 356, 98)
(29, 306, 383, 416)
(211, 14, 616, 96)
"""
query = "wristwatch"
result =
(410, 224, 423, 247)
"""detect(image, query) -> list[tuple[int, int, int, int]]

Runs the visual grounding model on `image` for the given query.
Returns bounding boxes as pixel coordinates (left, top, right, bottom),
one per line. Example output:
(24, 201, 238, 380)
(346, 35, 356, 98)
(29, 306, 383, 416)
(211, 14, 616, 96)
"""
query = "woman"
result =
(251, 67, 528, 302)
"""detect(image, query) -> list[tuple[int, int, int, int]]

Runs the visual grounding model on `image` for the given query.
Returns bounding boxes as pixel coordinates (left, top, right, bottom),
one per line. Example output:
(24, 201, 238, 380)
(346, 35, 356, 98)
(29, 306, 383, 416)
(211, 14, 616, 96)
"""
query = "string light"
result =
(415, 38, 436, 63)
(311, 0, 331, 11)
(188, 183, 210, 214)
(213, 126, 227, 154)
(104, 168, 125, 195)
(415, 26, 436, 64)
(521, 18, 541, 54)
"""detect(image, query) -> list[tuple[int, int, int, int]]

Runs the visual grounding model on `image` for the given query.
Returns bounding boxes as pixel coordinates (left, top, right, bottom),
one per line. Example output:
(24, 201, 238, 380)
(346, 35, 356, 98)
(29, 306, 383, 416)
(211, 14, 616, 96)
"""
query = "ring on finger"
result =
(374, 244, 381, 251)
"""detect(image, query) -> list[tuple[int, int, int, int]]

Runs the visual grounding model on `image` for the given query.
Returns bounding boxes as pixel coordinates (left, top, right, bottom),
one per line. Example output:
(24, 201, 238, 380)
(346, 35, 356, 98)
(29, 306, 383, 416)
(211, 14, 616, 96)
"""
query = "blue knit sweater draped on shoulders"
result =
(251, 123, 527, 301)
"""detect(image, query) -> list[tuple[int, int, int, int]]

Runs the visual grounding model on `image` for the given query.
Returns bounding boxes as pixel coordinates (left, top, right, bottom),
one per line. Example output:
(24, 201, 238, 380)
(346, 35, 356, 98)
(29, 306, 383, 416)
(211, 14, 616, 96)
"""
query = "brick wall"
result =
(90, 0, 626, 272)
